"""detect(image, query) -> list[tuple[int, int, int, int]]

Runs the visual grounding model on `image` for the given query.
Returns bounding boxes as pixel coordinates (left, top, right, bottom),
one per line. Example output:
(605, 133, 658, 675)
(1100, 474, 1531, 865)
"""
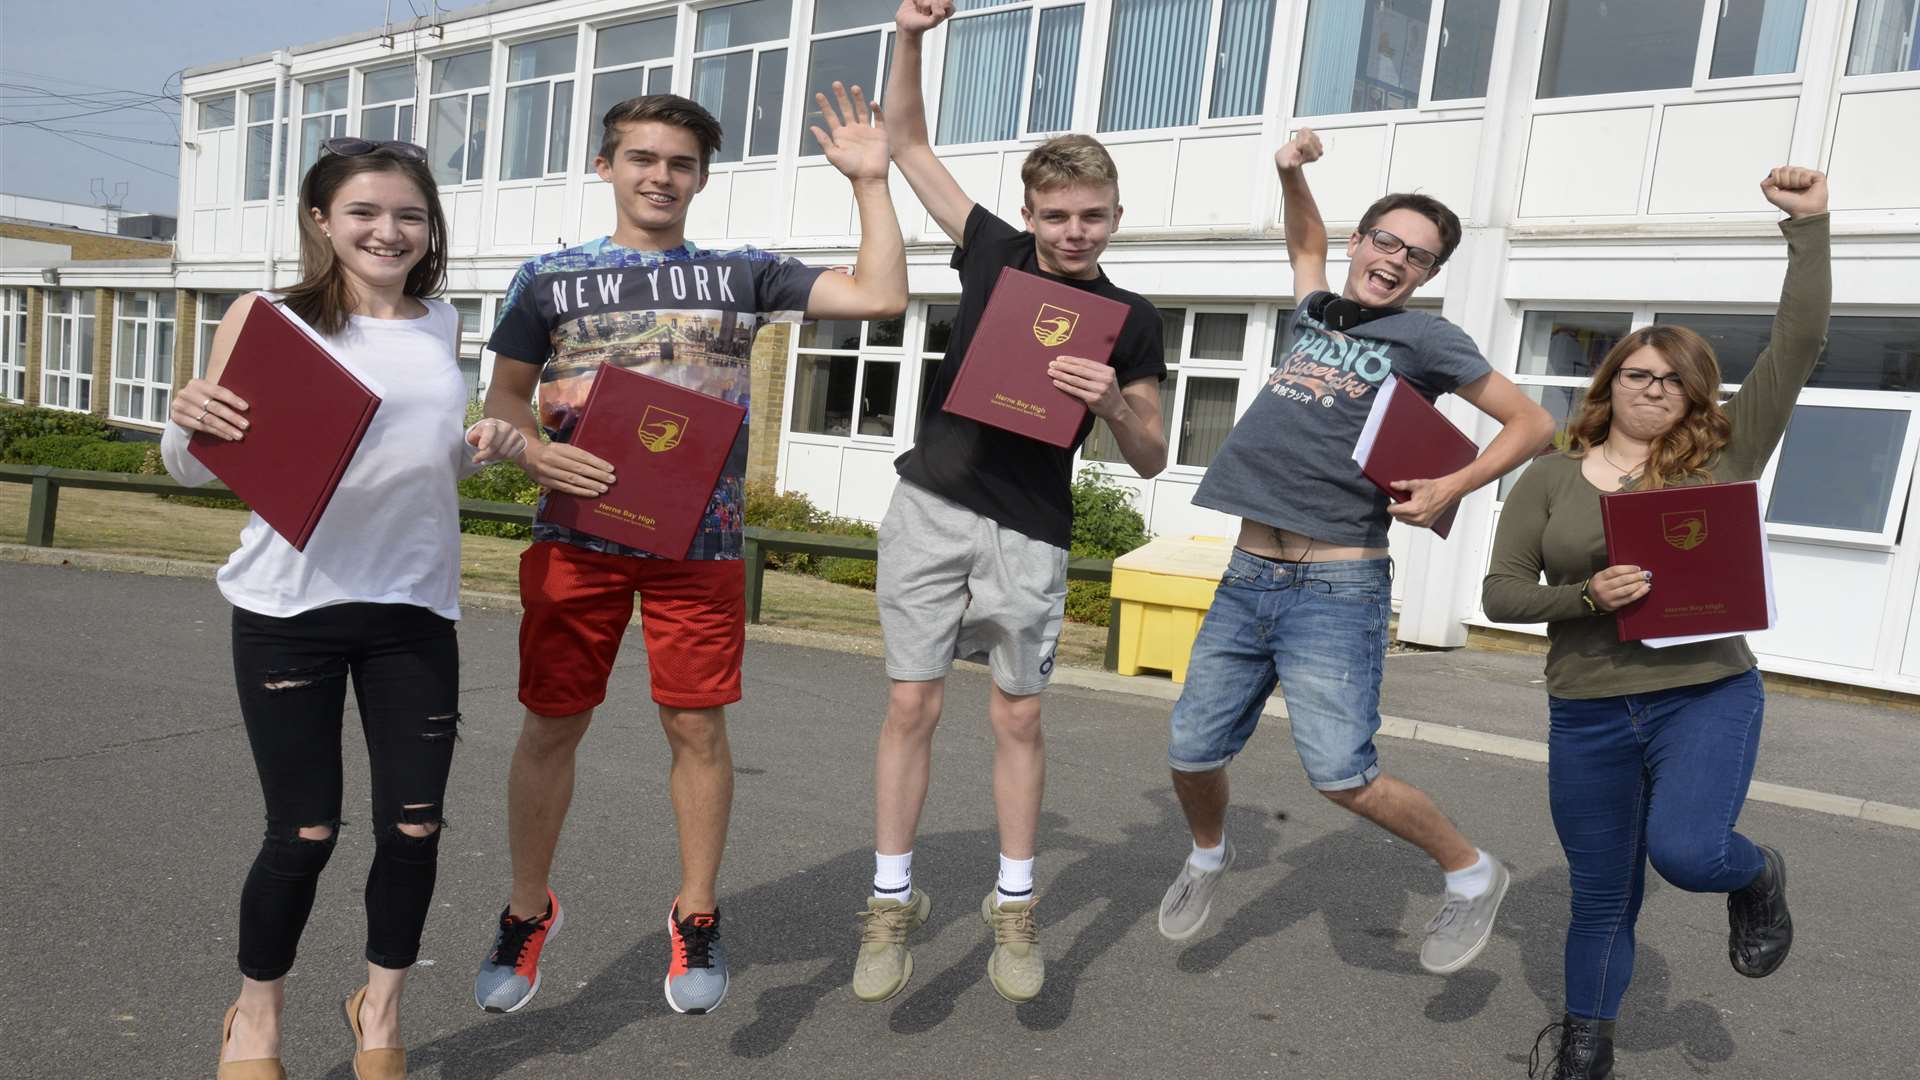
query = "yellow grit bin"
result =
(1109, 534, 1233, 683)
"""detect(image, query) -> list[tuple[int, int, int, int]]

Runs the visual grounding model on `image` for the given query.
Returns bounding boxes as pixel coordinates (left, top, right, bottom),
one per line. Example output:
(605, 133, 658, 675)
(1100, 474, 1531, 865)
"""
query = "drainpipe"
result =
(263, 50, 290, 290)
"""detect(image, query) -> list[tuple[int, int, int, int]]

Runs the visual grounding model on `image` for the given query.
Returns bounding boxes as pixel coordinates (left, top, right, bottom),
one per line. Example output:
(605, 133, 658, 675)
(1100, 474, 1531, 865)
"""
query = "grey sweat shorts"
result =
(876, 479, 1069, 695)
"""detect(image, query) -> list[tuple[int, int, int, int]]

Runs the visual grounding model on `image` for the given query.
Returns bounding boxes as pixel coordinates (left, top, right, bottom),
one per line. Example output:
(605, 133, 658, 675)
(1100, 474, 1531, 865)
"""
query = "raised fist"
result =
(1760, 166, 1828, 219)
(896, 0, 953, 33)
(1275, 128, 1323, 172)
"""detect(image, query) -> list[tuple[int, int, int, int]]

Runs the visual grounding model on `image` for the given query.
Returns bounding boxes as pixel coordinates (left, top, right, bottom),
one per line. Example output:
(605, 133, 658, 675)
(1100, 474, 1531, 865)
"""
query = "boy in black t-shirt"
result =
(850, 0, 1169, 1006)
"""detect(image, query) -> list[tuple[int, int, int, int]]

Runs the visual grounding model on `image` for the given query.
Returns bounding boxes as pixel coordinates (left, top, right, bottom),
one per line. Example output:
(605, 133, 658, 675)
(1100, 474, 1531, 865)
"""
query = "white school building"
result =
(3, 0, 1917, 694)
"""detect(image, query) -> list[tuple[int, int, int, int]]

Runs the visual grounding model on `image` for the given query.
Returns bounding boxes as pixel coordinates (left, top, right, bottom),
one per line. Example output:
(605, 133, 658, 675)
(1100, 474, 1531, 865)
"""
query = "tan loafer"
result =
(216, 1003, 286, 1080)
(343, 985, 407, 1080)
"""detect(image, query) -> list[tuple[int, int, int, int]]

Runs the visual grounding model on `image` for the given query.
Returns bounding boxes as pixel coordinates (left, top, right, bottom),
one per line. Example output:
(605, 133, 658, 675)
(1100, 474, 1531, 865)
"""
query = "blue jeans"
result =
(1548, 669, 1768, 1020)
(1168, 549, 1390, 791)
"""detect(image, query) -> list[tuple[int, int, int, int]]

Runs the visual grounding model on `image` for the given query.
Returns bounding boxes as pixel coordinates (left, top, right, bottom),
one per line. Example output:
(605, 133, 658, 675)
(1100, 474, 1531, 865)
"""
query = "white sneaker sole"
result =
(663, 910, 729, 1015)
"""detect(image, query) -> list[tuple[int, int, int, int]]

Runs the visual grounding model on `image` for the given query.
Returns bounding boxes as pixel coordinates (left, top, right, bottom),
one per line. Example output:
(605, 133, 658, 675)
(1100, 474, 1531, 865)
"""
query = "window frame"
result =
(242, 85, 288, 203)
(41, 289, 96, 415)
(1094, 0, 1282, 136)
(689, 0, 795, 169)
(358, 61, 419, 144)
(788, 312, 907, 443)
(296, 72, 353, 182)
(584, 14, 681, 172)
(499, 31, 582, 184)
(196, 291, 243, 379)
(1285, 0, 1496, 127)
(426, 45, 496, 188)
(801, 7, 894, 156)
(110, 291, 176, 427)
(1503, 303, 1920, 550)
(1531, 0, 1814, 109)
(933, 0, 1087, 147)
(0, 288, 28, 403)
(196, 95, 236, 132)
(1837, 0, 1920, 90)
(444, 294, 499, 401)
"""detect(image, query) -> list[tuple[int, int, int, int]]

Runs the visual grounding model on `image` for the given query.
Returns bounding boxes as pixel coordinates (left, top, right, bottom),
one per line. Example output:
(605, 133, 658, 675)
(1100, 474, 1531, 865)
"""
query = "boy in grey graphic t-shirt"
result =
(1154, 130, 1556, 978)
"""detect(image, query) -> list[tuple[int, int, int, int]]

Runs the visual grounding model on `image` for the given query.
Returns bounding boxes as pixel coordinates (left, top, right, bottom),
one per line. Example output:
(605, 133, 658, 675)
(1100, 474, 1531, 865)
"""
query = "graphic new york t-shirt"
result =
(488, 237, 823, 560)
(1192, 292, 1491, 548)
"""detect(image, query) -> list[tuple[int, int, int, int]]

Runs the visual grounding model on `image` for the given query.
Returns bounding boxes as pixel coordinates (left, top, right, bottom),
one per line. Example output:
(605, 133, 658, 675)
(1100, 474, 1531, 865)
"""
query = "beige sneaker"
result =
(979, 893, 1044, 1003)
(852, 889, 932, 1002)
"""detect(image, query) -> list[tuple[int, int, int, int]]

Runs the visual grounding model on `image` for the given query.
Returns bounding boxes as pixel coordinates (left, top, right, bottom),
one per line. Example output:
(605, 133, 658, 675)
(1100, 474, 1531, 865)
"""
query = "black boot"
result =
(1529, 1014, 1615, 1079)
(1729, 843, 1793, 978)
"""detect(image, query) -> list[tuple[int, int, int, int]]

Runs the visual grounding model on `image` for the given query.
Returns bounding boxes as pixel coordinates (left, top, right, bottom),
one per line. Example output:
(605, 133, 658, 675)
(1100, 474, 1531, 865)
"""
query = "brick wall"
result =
(0, 221, 171, 262)
(89, 288, 112, 418)
(747, 321, 792, 487)
(173, 289, 197, 393)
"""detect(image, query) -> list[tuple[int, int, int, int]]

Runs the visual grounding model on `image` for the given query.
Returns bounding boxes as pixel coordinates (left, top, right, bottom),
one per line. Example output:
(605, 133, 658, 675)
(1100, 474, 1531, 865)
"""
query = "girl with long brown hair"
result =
(160, 140, 524, 1079)
(1483, 166, 1831, 1079)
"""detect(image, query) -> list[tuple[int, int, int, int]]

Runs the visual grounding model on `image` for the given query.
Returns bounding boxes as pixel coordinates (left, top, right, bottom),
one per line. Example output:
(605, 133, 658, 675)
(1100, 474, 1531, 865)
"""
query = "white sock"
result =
(873, 850, 913, 904)
(1188, 838, 1227, 873)
(995, 853, 1034, 907)
(1444, 850, 1494, 899)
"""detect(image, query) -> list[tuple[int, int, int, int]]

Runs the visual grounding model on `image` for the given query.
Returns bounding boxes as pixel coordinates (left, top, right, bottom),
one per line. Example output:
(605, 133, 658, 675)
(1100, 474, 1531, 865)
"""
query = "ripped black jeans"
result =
(230, 602, 459, 980)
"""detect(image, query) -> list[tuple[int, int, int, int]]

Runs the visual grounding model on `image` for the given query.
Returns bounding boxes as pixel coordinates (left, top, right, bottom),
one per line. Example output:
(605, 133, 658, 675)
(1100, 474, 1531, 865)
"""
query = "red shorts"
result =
(517, 541, 745, 715)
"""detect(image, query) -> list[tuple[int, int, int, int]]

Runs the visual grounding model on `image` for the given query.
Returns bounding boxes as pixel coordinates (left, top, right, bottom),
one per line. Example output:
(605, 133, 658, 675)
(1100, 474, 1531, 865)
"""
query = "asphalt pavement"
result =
(3, 560, 1916, 1079)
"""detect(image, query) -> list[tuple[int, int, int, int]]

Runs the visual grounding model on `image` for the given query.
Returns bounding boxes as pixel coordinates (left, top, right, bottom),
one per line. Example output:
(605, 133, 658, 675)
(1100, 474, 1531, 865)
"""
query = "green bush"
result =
(1062, 469, 1152, 627)
(1, 433, 151, 472)
(458, 463, 539, 539)
(744, 480, 877, 579)
(0, 405, 116, 457)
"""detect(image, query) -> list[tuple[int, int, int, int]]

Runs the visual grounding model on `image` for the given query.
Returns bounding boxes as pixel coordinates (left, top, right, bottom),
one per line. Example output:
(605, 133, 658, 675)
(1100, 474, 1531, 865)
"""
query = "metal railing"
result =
(0, 465, 1122, 663)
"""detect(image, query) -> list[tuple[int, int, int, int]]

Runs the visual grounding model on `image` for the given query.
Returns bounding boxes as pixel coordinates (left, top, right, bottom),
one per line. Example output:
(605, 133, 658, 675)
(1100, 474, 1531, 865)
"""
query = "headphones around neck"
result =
(1308, 292, 1401, 332)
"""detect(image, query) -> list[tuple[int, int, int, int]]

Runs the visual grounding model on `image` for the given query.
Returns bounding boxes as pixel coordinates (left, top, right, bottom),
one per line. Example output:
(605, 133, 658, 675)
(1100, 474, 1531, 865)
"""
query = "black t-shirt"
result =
(895, 205, 1165, 548)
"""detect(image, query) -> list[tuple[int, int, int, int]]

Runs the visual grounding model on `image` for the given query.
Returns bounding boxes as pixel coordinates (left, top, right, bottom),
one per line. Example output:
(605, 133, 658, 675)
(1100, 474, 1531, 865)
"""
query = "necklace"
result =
(1600, 446, 1644, 488)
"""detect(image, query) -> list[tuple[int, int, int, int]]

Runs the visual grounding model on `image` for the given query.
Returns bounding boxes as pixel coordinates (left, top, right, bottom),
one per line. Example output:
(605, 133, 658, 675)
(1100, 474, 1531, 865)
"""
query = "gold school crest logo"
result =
(1663, 510, 1708, 551)
(637, 405, 689, 453)
(1032, 304, 1079, 347)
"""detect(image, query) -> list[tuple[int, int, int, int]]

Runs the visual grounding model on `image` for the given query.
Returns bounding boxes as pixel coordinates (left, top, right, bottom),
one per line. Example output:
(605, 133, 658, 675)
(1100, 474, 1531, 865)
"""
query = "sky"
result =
(0, 0, 488, 216)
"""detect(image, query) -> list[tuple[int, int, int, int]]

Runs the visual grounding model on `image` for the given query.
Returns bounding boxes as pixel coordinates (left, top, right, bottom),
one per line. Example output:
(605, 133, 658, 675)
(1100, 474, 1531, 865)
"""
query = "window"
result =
(298, 74, 350, 180)
(448, 296, 492, 398)
(503, 35, 577, 180)
(1101, 0, 1277, 131)
(791, 315, 904, 437)
(691, 0, 791, 164)
(1295, 0, 1495, 116)
(428, 49, 492, 185)
(112, 291, 176, 425)
(196, 96, 235, 130)
(1847, 0, 1920, 75)
(1505, 309, 1920, 542)
(244, 87, 287, 201)
(1083, 306, 1183, 464)
(41, 290, 96, 413)
(1539, 0, 1805, 98)
(932, 0, 1084, 144)
(913, 302, 960, 421)
(802, 0, 893, 155)
(587, 15, 678, 169)
(0, 288, 27, 402)
(197, 292, 242, 378)
(361, 64, 416, 143)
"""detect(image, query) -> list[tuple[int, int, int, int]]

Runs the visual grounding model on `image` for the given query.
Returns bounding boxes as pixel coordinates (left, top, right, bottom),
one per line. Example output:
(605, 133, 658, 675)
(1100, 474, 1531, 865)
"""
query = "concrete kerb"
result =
(6, 540, 1915, 834)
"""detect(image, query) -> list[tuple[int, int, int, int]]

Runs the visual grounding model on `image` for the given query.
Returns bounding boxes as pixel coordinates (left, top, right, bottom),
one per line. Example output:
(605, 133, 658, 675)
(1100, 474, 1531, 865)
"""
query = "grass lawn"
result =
(0, 484, 1111, 669)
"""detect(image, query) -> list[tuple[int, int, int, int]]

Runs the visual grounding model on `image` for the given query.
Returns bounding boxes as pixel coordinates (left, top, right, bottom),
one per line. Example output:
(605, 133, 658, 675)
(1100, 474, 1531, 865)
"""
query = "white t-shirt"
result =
(161, 293, 476, 619)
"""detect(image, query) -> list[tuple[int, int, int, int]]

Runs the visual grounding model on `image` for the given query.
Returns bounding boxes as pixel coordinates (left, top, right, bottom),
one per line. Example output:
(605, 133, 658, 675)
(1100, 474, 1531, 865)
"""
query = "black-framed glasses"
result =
(1616, 367, 1687, 393)
(320, 137, 428, 161)
(1361, 228, 1442, 270)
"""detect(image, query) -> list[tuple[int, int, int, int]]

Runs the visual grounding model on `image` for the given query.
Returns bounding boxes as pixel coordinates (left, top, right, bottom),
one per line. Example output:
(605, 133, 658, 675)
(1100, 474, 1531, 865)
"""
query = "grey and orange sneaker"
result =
(852, 888, 933, 1002)
(663, 902, 729, 1014)
(979, 893, 1044, 1003)
(474, 889, 562, 1013)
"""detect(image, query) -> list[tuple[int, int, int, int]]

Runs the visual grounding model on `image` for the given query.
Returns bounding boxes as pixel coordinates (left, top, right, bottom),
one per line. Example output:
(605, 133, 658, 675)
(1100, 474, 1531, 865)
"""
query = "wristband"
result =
(1579, 579, 1599, 614)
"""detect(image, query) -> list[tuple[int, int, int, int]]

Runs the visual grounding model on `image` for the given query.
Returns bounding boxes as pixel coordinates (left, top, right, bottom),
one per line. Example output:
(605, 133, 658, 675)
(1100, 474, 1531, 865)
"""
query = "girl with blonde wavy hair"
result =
(1483, 166, 1832, 1080)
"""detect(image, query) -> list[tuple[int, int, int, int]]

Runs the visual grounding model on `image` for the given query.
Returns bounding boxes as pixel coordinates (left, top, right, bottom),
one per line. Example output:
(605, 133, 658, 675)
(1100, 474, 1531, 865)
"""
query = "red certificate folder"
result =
(188, 298, 381, 552)
(542, 365, 747, 558)
(1600, 480, 1774, 644)
(1350, 374, 1477, 539)
(941, 266, 1130, 447)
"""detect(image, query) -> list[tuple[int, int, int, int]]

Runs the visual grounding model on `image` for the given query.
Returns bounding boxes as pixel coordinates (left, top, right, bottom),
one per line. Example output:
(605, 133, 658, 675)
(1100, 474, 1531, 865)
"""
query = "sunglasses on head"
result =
(320, 137, 428, 161)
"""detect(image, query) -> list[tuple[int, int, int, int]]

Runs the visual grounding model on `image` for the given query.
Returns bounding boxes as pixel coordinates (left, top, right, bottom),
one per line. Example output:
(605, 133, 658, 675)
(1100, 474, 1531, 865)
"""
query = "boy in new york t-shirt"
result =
(472, 90, 905, 1017)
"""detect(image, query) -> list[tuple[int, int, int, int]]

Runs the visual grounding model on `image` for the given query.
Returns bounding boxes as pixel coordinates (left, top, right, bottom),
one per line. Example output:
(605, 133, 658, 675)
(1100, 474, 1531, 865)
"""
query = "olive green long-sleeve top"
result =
(1482, 213, 1832, 699)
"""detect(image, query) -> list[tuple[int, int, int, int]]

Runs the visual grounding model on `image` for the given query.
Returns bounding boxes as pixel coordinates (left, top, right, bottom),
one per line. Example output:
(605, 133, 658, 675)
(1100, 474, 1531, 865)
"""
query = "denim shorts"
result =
(1167, 548, 1390, 791)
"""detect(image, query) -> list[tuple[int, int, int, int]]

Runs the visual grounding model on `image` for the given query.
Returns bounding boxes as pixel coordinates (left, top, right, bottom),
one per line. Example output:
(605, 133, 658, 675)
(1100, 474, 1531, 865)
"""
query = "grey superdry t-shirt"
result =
(1193, 293, 1492, 548)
